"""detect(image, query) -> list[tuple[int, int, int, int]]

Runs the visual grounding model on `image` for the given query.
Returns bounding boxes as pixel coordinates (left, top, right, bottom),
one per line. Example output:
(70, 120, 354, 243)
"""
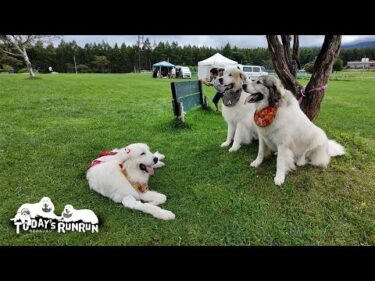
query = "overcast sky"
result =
(53, 35, 375, 48)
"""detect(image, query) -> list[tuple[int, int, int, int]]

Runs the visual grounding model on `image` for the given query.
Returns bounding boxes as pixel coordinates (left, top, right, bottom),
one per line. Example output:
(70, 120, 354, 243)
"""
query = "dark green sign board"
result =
(171, 80, 207, 119)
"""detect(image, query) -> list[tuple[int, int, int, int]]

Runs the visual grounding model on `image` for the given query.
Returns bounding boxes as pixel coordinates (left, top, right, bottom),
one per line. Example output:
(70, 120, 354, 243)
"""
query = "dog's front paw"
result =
(150, 194, 167, 206)
(229, 145, 240, 152)
(250, 159, 262, 167)
(155, 210, 175, 220)
(274, 175, 285, 186)
(154, 151, 165, 160)
(221, 141, 231, 147)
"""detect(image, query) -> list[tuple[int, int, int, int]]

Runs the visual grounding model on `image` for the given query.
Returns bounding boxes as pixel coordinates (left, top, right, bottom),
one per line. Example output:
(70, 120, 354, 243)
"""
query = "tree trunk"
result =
(266, 35, 302, 95)
(22, 48, 35, 78)
(300, 36, 342, 120)
(266, 35, 342, 121)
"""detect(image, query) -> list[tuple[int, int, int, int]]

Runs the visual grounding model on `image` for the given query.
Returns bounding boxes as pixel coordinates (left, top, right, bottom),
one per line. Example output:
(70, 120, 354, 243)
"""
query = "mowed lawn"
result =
(0, 73, 374, 245)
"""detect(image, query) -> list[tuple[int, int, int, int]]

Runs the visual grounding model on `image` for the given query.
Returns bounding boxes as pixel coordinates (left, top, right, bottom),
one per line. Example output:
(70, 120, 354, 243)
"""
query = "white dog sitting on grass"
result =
(86, 143, 175, 220)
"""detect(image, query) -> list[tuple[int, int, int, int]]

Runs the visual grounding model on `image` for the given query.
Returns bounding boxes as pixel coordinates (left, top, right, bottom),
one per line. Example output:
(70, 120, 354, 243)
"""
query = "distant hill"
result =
(342, 40, 375, 49)
(302, 40, 375, 49)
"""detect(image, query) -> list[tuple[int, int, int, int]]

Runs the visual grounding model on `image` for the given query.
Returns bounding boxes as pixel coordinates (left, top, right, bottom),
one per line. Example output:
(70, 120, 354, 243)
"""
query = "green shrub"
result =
(0, 64, 14, 73)
(76, 64, 92, 73)
(304, 61, 315, 74)
(333, 58, 344, 72)
(17, 68, 28, 73)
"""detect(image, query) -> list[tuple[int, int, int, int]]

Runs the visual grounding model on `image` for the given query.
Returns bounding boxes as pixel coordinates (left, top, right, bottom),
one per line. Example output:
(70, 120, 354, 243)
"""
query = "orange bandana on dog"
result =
(254, 106, 278, 127)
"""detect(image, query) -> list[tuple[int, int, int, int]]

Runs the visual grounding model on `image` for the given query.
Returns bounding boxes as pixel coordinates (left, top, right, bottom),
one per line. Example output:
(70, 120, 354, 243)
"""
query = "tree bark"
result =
(266, 35, 342, 121)
(300, 35, 342, 120)
(22, 47, 35, 78)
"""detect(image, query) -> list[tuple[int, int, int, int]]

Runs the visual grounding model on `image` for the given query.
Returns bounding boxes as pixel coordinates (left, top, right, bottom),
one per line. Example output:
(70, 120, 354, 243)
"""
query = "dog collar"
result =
(254, 106, 278, 127)
(121, 167, 149, 193)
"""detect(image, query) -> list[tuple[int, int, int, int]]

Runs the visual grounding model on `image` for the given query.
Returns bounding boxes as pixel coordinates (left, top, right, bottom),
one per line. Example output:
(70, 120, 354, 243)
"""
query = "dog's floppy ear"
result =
(120, 146, 133, 162)
(263, 76, 282, 107)
(239, 71, 247, 82)
(268, 85, 281, 107)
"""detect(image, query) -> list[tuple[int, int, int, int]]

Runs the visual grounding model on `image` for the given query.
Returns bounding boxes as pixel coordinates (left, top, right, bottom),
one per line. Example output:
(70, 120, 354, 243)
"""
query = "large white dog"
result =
(218, 68, 258, 152)
(243, 75, 345, 185)
(86, 143, 175, 220)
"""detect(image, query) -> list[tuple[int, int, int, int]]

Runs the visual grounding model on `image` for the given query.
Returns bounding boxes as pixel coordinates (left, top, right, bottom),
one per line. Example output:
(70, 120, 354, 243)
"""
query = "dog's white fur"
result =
(243, 76, 345, 185)
(12, 197, 59, 221)
(61, 204, 99, 224)
(86, 143, 175, 220)
(220, 68, 258, 152)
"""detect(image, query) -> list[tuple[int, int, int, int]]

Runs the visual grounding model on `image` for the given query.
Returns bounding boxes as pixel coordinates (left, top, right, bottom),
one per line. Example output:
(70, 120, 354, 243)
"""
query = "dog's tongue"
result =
(146, 165, 154, 175)
(244, 94, 256, 104)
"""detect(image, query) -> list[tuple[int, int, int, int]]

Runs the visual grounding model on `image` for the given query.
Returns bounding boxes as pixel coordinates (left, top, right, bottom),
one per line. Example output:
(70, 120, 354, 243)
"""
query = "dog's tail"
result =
(328, 140, 345, 157)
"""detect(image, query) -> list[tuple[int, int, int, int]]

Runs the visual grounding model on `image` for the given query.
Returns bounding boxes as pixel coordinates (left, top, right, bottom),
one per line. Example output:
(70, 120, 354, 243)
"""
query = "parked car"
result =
(175, 66, 192, 78)
(238, 65, 268, 80)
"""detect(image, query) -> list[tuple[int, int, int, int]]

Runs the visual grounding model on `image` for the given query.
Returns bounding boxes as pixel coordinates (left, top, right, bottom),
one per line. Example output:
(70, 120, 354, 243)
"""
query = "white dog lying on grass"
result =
(86, 143, 175, 220)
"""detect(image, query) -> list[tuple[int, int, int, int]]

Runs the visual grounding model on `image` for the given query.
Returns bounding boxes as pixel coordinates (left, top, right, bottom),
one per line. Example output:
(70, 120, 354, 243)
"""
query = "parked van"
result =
(238, 65, 268, 80)
(175, 66, 192, 78)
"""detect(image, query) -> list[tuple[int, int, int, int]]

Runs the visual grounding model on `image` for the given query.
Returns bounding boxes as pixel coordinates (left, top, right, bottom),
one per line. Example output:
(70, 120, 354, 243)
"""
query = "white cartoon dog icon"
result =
(61, 204, 99, 224)
(11, 197, 59, 222)
(11, 208, 32, 226)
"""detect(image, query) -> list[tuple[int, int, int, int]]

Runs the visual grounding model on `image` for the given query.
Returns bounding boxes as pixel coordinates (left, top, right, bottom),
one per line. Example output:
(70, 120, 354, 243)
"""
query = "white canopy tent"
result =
(197, 53, 239, 80)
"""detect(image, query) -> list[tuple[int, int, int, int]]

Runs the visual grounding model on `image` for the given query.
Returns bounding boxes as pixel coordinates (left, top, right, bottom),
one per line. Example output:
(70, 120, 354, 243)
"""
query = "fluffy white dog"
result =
(11, 197, 59, 221)
(218, 68, 258, 152)
(86, 143, 175, 220)
(243, 75, 345, 185)
(61, 204, 99, 224)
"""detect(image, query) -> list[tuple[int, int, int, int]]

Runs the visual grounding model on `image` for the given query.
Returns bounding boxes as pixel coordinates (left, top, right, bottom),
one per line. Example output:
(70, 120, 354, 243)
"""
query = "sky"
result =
(53, 35, 375, 48)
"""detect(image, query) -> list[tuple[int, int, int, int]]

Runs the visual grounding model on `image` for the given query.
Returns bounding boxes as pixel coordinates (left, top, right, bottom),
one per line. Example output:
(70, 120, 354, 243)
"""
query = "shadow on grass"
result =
(168, 118, 193, 130)
(23, 76, 42, 80)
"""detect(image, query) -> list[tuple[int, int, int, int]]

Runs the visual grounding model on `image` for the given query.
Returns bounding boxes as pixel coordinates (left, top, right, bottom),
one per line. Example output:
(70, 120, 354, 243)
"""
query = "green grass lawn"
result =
(0, 73, 374, 245)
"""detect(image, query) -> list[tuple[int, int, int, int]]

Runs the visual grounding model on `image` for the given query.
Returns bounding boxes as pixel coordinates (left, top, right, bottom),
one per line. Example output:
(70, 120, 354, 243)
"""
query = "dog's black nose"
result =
(218, 78, 223, 84)
(153, 157, 158, 164)
(242, 84, 247, 90)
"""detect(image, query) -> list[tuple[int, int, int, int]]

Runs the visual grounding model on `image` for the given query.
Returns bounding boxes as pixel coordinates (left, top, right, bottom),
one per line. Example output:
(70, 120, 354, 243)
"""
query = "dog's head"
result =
(218, 68, 248, 94)
(62, 204, 74, 218)
(243, 75, 284, 110)
(125, 143, 158, 176)
(40, 197, 54, 213)
(20, 208, 30, 217)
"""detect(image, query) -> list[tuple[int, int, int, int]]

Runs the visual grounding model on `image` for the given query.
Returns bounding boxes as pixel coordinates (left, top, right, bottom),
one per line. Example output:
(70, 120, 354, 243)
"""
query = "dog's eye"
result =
(140, 152, 146, 156)
(257, 81, 261, 84)
(229, 74, 232, 76)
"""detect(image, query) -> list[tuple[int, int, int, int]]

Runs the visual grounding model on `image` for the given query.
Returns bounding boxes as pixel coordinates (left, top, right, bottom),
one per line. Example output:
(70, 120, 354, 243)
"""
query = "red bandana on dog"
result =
(87, 149, 148, 193)
(254, 106, 278, 127)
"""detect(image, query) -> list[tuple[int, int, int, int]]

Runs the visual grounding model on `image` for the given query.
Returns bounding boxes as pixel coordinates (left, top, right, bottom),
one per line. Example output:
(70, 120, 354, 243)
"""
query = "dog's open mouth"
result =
(140, 163, 154, 175)
(244, 92, 263, 103)
(42, 206, 52, 213)
(223, 83, 234, 92)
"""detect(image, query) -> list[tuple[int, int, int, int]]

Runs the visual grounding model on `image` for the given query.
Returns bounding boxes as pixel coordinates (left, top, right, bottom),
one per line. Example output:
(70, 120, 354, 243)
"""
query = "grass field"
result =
(0, 73, 374, 245)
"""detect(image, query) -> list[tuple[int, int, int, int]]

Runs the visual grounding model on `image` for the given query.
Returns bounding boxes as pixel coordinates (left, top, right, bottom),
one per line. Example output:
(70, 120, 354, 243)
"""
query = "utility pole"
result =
(137, 35, 144, 72)
(73, 55, 78, 74)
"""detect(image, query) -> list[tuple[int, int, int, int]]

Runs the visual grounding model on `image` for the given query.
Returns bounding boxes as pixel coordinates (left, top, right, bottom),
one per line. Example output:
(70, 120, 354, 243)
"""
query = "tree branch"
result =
(292, 35, 301, 70)
(266, 35, 302, 95)
(0, 48, 24, 58)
